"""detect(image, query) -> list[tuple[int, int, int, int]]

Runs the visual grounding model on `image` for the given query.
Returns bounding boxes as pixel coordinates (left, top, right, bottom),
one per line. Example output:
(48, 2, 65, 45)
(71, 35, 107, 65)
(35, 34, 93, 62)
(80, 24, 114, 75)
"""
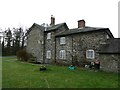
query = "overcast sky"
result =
(0, 0, 119, 38)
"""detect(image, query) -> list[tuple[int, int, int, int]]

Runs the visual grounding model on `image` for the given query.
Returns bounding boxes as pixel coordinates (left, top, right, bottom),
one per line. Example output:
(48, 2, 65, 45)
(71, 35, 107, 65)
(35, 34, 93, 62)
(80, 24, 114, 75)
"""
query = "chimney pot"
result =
(78, 19, 85, 28)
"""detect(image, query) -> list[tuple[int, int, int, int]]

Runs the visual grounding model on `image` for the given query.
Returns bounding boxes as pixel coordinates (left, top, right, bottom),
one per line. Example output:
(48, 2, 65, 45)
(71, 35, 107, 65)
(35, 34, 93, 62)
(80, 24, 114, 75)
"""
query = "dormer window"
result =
(47, 33, 51, 39)
(60, 37, 66, 45)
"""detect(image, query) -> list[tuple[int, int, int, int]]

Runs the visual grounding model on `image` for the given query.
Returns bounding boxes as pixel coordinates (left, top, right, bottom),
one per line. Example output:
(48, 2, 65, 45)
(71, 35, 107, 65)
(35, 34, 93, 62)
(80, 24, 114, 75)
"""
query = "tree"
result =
(2, 26, 28, 56)
(12, 27, 28, 53)
(4, 28, 12, 48)
(13, 28, 22, 49)
(2, 38, 4, 49)
(22, 28, 28, 48)
(2, 28, 13, 55)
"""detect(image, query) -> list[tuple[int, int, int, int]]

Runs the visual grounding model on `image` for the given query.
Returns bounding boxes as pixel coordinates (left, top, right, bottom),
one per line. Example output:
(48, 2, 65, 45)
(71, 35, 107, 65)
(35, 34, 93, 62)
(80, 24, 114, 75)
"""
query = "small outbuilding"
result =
(99, 38, 120, 72)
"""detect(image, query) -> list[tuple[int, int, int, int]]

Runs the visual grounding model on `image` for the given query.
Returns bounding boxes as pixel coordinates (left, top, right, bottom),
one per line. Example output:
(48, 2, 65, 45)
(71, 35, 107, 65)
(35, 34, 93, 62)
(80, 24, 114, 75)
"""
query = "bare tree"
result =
(4, 28, 12, 48)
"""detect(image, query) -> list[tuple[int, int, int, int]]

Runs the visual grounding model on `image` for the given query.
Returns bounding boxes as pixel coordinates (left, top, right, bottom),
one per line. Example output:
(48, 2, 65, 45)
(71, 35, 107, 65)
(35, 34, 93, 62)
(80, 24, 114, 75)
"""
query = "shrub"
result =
(16, 49, 30, 61)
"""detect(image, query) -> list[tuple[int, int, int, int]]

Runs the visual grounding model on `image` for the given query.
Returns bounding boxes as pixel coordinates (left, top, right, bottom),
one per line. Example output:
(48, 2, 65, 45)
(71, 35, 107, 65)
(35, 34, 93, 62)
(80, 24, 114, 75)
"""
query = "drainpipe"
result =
(54, 37, 56, 63)
(71, 35, 73, 64)
(43, 29, 46, 64)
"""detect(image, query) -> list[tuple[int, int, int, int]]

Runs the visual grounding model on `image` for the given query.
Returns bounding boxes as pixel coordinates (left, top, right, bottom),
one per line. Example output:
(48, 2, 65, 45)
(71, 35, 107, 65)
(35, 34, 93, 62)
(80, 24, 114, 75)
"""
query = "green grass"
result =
(2, 56, 119, 88)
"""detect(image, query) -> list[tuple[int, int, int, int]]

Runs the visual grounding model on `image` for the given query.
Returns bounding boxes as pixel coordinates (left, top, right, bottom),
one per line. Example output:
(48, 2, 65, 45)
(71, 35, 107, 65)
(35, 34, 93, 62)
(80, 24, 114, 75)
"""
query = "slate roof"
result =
(99, 38, 120, 54)
(33, 23, 45, 30)
(56, 26, 114, 38)
(45, 23, 68, 32)
(27, 23, 45, 35)
(28, 23, 68, 34)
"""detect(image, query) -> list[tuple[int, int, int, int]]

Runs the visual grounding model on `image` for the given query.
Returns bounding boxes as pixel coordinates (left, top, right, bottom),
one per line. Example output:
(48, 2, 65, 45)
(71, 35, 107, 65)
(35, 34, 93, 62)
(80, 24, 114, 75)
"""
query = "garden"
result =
(2, 56, 119, 88)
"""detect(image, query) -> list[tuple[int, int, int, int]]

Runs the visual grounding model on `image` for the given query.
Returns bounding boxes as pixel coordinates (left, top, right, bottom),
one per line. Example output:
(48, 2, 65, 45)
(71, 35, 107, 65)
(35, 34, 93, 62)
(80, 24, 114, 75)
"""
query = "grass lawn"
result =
(2, 56, 119, 88)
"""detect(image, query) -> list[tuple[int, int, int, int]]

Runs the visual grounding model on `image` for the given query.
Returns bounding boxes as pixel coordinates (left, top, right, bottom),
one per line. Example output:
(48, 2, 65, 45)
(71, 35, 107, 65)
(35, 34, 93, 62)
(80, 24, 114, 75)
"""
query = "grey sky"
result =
(0, 0, 119, 37)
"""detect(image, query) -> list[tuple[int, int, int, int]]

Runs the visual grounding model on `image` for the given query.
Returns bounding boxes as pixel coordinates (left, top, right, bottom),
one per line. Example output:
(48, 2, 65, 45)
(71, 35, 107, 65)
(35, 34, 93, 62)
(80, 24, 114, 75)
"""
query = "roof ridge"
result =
(45, 22, 67, 31)
(69, 26, 108, 30)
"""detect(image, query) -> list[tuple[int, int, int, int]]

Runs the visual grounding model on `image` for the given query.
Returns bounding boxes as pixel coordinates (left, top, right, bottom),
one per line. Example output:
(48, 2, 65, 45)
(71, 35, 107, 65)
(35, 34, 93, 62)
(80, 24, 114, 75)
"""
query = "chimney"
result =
(78, 19, 85, 28)
(50, 15, 55, 26)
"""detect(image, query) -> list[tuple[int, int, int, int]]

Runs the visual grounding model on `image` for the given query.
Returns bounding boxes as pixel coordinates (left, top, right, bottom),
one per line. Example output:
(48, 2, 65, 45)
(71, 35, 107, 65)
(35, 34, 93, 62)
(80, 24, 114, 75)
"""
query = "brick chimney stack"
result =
(78, 19, 85, 28)
(50, 15, 55, 26)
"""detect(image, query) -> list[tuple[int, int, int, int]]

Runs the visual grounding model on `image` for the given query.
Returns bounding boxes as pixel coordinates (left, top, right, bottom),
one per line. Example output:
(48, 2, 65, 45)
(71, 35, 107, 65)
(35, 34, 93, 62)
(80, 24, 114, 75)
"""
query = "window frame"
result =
(47, 33, 51, 39)
(106, 34, 110, 39)
(86, 50, 95, 59)
(46, 50, 51, 59)
(59, 50, 66, 59)
(60, 37, 66, 45)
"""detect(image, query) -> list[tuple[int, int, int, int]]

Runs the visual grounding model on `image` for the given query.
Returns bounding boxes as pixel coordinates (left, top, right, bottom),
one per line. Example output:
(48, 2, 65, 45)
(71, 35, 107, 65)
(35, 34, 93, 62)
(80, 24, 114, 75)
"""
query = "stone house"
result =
(26, 16, 69, 63)
(26, 16, 119, 72)
(98, 38, 120, 72)
(55, 20, 114, 66)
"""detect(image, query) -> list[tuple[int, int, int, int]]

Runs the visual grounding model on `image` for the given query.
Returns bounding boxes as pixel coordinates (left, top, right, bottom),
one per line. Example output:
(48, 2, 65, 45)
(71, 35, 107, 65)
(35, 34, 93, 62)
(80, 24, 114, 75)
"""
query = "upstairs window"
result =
(47, 33, 51, 39)
(86, 50, 95, 59)
(59, 50, 66, 59)
(46, 50, 51, 59)
(60, 37, 66, 45)
(106, 35, 110, 39)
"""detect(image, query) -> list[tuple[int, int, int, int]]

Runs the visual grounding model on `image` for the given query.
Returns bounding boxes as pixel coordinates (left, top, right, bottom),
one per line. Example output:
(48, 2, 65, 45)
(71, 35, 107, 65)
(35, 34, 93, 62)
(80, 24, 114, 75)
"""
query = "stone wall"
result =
(44, 31, 56, 63)
(56, 36, 72, 65)
(100, 54, 120, 72)
(44, 25, 68, 64)
(26, 26, 44, 63)
(56, 31, 109, 66)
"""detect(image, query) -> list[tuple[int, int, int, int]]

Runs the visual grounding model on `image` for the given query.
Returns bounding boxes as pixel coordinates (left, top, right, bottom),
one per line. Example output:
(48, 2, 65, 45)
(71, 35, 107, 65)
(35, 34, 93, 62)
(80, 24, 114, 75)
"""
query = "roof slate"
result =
(56, 27, 114, 37)
(27, 23, 45, 34)
(99, 38, 120, 54)
(27, 22, 68, 34)
(33, 23, 45, 31)
(45, 23, 68, 32)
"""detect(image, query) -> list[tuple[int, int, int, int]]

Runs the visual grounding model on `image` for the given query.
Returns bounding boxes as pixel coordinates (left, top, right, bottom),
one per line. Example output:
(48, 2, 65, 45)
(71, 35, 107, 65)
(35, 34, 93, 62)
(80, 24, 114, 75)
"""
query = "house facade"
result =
(26, 23, 45, 63)
(55, 20, 114, 66)
(44, 22, 69, 64)
(26, 16, 119, 72)
(26, 16, 69, 63)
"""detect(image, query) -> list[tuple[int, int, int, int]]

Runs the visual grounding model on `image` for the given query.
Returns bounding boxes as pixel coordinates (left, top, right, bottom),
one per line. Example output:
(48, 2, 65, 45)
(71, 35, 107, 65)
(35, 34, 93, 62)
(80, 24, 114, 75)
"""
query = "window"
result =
(47, 33, 51, 39)
(106, 35, 110, 39)
(59, 50, 66, 59)
(60, 37, 66, 44)
(46, 50, 51, 59)
(86, 50, 95, 59)
(38, 40, 40, 44)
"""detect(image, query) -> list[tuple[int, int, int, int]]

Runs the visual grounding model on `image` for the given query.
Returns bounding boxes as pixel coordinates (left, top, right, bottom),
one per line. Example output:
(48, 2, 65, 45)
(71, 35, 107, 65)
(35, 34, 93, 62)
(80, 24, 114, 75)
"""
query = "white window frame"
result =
(86, 50, 95, 59)
(106, 34, 110, 39)
(46, 50, 51, 59)
(47, 33, 51, 39)
(60, 37, 66, 45)
(59, 50, 66, 59)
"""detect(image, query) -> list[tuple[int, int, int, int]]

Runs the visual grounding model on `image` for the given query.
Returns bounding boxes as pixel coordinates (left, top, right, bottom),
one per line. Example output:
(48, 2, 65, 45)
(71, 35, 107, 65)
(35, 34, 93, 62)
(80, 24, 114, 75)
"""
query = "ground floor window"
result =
(86, 50, 95, 59)
(59, 50, 66, 59)
(46, 50, 51, 59)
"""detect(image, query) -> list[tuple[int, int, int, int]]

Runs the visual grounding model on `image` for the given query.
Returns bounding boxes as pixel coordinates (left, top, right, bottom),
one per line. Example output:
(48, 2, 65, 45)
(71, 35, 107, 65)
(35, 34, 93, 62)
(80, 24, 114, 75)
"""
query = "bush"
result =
(16, 49, 31, 61)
